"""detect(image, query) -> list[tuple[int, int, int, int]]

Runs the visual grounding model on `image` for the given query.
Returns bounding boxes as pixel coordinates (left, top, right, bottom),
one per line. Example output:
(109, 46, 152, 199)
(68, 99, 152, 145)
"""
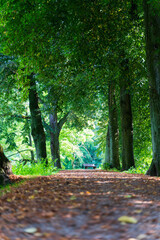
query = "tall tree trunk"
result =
(144, 0, 160, 176)
(108, 82, 120, 169)
(28, 132, 34, 162)
(49, 110, 61, 169)
(50, 108, 69, 169)
(29, 75, 47, 164)
(25, 114, 35, 162)
(120, 59, 135, 170)
(104, 124, 111, 166)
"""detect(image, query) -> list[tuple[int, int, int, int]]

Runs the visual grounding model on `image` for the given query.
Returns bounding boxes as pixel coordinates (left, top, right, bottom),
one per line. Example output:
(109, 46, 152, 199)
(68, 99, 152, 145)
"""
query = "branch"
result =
(7, 149, 34, 158)
(0, 114, 31, 119)
(58, 112, 70, 133)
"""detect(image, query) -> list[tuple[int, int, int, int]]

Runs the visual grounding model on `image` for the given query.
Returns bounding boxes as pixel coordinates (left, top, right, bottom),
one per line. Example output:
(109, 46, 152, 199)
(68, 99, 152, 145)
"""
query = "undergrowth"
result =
(12, 160, 58, 176)
(102, 157, 151, 175)
(125, 157, 151, 174)
(124, 165, 148, 175)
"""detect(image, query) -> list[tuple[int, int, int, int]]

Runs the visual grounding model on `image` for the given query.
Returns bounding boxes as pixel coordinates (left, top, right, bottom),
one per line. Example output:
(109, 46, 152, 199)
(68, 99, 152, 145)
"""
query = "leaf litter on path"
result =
(0, 170, 160, 239)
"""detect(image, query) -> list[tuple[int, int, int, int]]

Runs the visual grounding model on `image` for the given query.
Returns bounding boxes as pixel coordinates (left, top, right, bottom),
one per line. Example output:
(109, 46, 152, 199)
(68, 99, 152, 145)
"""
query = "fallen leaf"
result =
(137, 234, 148, 240)
(28, 195, 35, 200)
(41, 211, 54, 218)
(80, 192, 84, 195)
(24, 227, 38, 234)
(134, 209, 142, 214)
(86, 191, 91, 195)
(34, 232, 43, 237)
(118, 216, 138, 224)
(124, 195, 132, 198)
(70, 195, 77, 200)
(17, 214, 25, 220)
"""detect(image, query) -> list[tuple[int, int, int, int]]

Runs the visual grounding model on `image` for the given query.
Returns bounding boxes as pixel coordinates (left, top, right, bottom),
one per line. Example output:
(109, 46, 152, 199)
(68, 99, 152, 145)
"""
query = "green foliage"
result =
(0, 0, 155, 175)
(102, 162, 113, 170)
(12, 160, 57, 176)
(101, 156, 151, 174)
(101, 163, 120, 172)
(60, 127, 103, 169)
(124, 157, 151, 174)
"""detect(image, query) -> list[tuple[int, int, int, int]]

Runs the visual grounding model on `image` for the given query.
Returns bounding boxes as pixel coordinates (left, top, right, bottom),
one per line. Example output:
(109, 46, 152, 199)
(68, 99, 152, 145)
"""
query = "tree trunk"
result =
(144, 0, 160, 176)
(29, 75, 47, 164)
(104, 124, 111, 166)
(108, 82, 120, 169)
(120, 60, 135, 170)
(49, 108, 69, 169)
(28, 132, 35, 162)
(0, 145, 12, 186)
(49, 111, 61, 169)
(25, 114, 35, 162)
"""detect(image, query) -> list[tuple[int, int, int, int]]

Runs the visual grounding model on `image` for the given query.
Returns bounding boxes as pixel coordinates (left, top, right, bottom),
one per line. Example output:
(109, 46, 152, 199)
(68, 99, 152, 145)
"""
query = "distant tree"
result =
(108, 80, 120, 169)
(119, 57, 134, 170)
(49, 107, 69, 169)
(104, 124, 111, 167)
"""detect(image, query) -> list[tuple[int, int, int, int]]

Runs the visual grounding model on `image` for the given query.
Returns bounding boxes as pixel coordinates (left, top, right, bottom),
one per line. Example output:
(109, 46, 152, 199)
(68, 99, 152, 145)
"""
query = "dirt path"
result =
(0, 170, 160, 240)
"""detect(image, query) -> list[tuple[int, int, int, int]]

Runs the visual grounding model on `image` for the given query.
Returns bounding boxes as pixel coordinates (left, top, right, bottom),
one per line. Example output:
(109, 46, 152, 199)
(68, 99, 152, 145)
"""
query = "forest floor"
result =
(0, 170, 160, 240)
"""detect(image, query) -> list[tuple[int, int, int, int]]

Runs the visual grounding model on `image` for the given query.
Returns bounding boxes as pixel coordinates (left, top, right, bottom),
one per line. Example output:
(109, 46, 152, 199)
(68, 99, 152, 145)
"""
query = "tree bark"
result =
(0, 145, 12, 185)
(144, 0, 160, 176)
(49, 110, 61, 169)
(29, 75, 47, 164)
(120, 60, 135, 170)
(25, 113, 35, 162)
(108, 82, 120, 169)
(50, 108, 69, 169)
(28, 132, 34, 162)
(104, 124, 111, 166)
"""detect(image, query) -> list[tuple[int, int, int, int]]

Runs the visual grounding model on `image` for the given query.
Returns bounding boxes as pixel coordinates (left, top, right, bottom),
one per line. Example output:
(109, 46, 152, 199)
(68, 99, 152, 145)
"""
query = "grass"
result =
(0, 179, 26, 194)
(12, 160, 58, 176)
(124, 166, 148, 175)
(101, 158, 151, 175)
(0, 160, 58, 192)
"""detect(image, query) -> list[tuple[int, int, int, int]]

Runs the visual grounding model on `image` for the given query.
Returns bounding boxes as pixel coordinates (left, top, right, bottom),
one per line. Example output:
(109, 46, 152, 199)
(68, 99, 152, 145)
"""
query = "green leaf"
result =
(118, 216, 138, 224)
(124, 195, 132, 198)
(70, 195, 77, 200)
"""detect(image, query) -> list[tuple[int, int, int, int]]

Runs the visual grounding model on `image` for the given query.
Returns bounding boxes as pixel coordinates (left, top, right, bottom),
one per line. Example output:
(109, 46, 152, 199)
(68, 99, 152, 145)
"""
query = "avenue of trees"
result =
(0, 0, 160, 181)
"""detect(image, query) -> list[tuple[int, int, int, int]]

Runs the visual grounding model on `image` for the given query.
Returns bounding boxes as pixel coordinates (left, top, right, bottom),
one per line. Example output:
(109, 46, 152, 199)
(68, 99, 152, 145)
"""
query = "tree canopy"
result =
(0, 0, 160, 177)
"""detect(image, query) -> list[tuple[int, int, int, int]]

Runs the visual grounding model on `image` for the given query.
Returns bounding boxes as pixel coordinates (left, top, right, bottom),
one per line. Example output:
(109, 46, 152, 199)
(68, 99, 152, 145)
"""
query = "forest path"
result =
(0, 170, 160, 240)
